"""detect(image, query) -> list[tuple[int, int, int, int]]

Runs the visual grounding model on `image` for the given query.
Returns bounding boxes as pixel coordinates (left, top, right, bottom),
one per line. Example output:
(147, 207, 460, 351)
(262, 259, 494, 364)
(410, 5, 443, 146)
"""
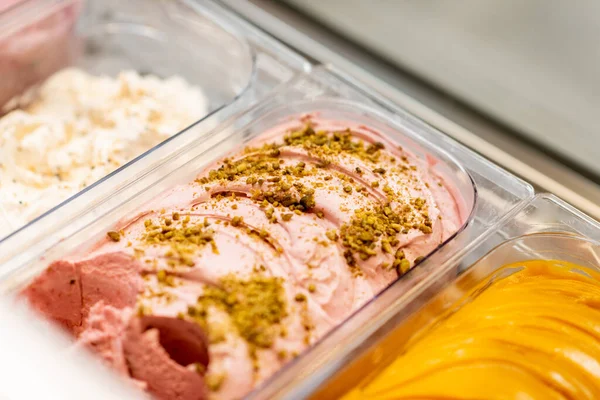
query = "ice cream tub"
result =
(300, 193, 600, 400)
(0, 68, 532, 399)
(0, 0, 309, 238)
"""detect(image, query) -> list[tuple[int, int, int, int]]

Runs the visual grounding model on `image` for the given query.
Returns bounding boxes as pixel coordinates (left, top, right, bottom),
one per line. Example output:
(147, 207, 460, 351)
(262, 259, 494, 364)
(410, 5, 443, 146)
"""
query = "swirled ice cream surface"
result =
(24, 116, 467, 399)
(341, 260, 600, 400)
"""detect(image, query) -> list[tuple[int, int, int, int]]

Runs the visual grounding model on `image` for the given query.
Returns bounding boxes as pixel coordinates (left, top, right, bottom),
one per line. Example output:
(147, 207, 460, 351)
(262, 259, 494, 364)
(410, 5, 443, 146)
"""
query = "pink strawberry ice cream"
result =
(23, 116, 468, 399)
(0, 0, 80, 111)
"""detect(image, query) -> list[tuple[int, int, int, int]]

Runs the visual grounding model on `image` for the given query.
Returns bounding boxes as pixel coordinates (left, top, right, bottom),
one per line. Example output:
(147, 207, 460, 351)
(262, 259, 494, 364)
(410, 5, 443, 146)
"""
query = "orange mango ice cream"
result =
(342, 259, 600, 400)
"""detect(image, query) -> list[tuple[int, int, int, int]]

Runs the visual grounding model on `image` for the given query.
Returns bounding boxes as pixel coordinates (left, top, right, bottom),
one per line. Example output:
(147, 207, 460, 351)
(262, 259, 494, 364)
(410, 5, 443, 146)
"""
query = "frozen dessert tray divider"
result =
(277, 193, 600, 400)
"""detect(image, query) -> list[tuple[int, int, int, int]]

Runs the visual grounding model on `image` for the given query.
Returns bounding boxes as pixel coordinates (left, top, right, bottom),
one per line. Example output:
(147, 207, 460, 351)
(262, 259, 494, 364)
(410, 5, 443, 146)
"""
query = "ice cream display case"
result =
(0, 0, 598, 400)
(0, 64, 533, 399)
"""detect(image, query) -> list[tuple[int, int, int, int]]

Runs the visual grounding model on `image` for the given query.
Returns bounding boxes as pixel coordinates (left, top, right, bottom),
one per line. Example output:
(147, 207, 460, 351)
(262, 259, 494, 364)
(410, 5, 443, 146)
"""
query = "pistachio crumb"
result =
(326, 230, 338, 241)
(282, 213, 293, 221)
(398, 258, 411, 274)
(231, 216, 244, 227)
(295, 293, 307, 302)
(107, 231, 121, 242)
(189, 275, 287, 350)
(206, 373, 226, 392)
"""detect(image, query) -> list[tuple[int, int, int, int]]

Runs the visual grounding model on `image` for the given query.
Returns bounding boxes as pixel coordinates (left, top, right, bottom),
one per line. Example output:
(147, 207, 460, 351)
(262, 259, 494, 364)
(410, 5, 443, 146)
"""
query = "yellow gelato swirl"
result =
(342, 260, 600, 400)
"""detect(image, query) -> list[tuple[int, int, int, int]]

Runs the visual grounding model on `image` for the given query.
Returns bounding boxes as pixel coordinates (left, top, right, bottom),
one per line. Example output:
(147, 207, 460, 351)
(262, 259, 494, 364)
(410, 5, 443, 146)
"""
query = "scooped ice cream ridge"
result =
(24, 116, 467, 399)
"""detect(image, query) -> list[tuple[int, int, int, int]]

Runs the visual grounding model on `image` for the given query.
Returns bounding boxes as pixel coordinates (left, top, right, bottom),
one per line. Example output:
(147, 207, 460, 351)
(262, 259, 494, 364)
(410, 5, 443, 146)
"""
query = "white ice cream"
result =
(0, 68, 209, 231)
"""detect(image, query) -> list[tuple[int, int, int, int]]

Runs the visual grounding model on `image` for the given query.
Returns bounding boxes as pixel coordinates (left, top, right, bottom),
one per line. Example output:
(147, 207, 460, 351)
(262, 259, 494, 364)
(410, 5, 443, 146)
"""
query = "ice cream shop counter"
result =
(1, 1, 600, 399)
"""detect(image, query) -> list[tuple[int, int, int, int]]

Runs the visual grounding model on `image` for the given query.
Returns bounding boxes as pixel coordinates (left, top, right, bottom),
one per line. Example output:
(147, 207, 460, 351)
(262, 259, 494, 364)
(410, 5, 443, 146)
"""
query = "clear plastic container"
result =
(0, 67, 532, 398)
(0, 0, 253, 111)
(287, 193, 600, 400)
(0, 0, 309, 237)
(0, 0, 308, 111)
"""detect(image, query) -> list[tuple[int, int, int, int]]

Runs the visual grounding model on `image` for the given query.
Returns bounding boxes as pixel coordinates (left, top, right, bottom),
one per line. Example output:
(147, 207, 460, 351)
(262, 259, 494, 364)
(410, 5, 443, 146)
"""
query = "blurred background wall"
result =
(283, 0, 600, 177)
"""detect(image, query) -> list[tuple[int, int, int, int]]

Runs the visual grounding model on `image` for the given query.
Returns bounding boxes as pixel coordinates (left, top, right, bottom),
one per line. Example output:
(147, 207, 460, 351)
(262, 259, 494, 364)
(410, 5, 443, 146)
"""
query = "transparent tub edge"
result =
(206, 0, 312, 75)
(266, 193, 600, 400)
(0, 0, 74, 40)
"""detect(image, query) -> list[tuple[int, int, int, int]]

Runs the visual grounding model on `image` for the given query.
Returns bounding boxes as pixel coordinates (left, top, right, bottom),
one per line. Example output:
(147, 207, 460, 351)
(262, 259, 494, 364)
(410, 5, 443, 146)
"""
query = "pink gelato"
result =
(23, 116, 468, 399)
(0, 0, 80, 111)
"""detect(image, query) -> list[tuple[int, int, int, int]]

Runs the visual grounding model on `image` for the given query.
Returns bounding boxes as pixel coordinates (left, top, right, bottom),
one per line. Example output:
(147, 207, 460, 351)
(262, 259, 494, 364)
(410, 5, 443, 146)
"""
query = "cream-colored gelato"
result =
(0, 68, 208, 230)
(23, 116, 468, 399)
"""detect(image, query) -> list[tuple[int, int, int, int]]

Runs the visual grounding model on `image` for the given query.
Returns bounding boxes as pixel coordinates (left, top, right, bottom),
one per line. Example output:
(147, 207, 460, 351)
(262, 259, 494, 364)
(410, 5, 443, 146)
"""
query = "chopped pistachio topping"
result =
(338, 201, 432, 273)
(231, 216, 244, 227)
(136, 303, 152, 317)
(193, 124, 400, 222)
(142, 216, 217, 267)
(188, 275, 287, 351)
(196, 152, 309, 187)
(295, 293, 307, 302)
(206, 373, 226, 392)
(106, 231, 121, 242)
(192, 363, 206, 375)
(326, 230, 338, 241)
(250, 187, 316, 215)
(186, 120, 432, 281)
(283, 125, 385, 164)
(282, 213, 293, 222)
